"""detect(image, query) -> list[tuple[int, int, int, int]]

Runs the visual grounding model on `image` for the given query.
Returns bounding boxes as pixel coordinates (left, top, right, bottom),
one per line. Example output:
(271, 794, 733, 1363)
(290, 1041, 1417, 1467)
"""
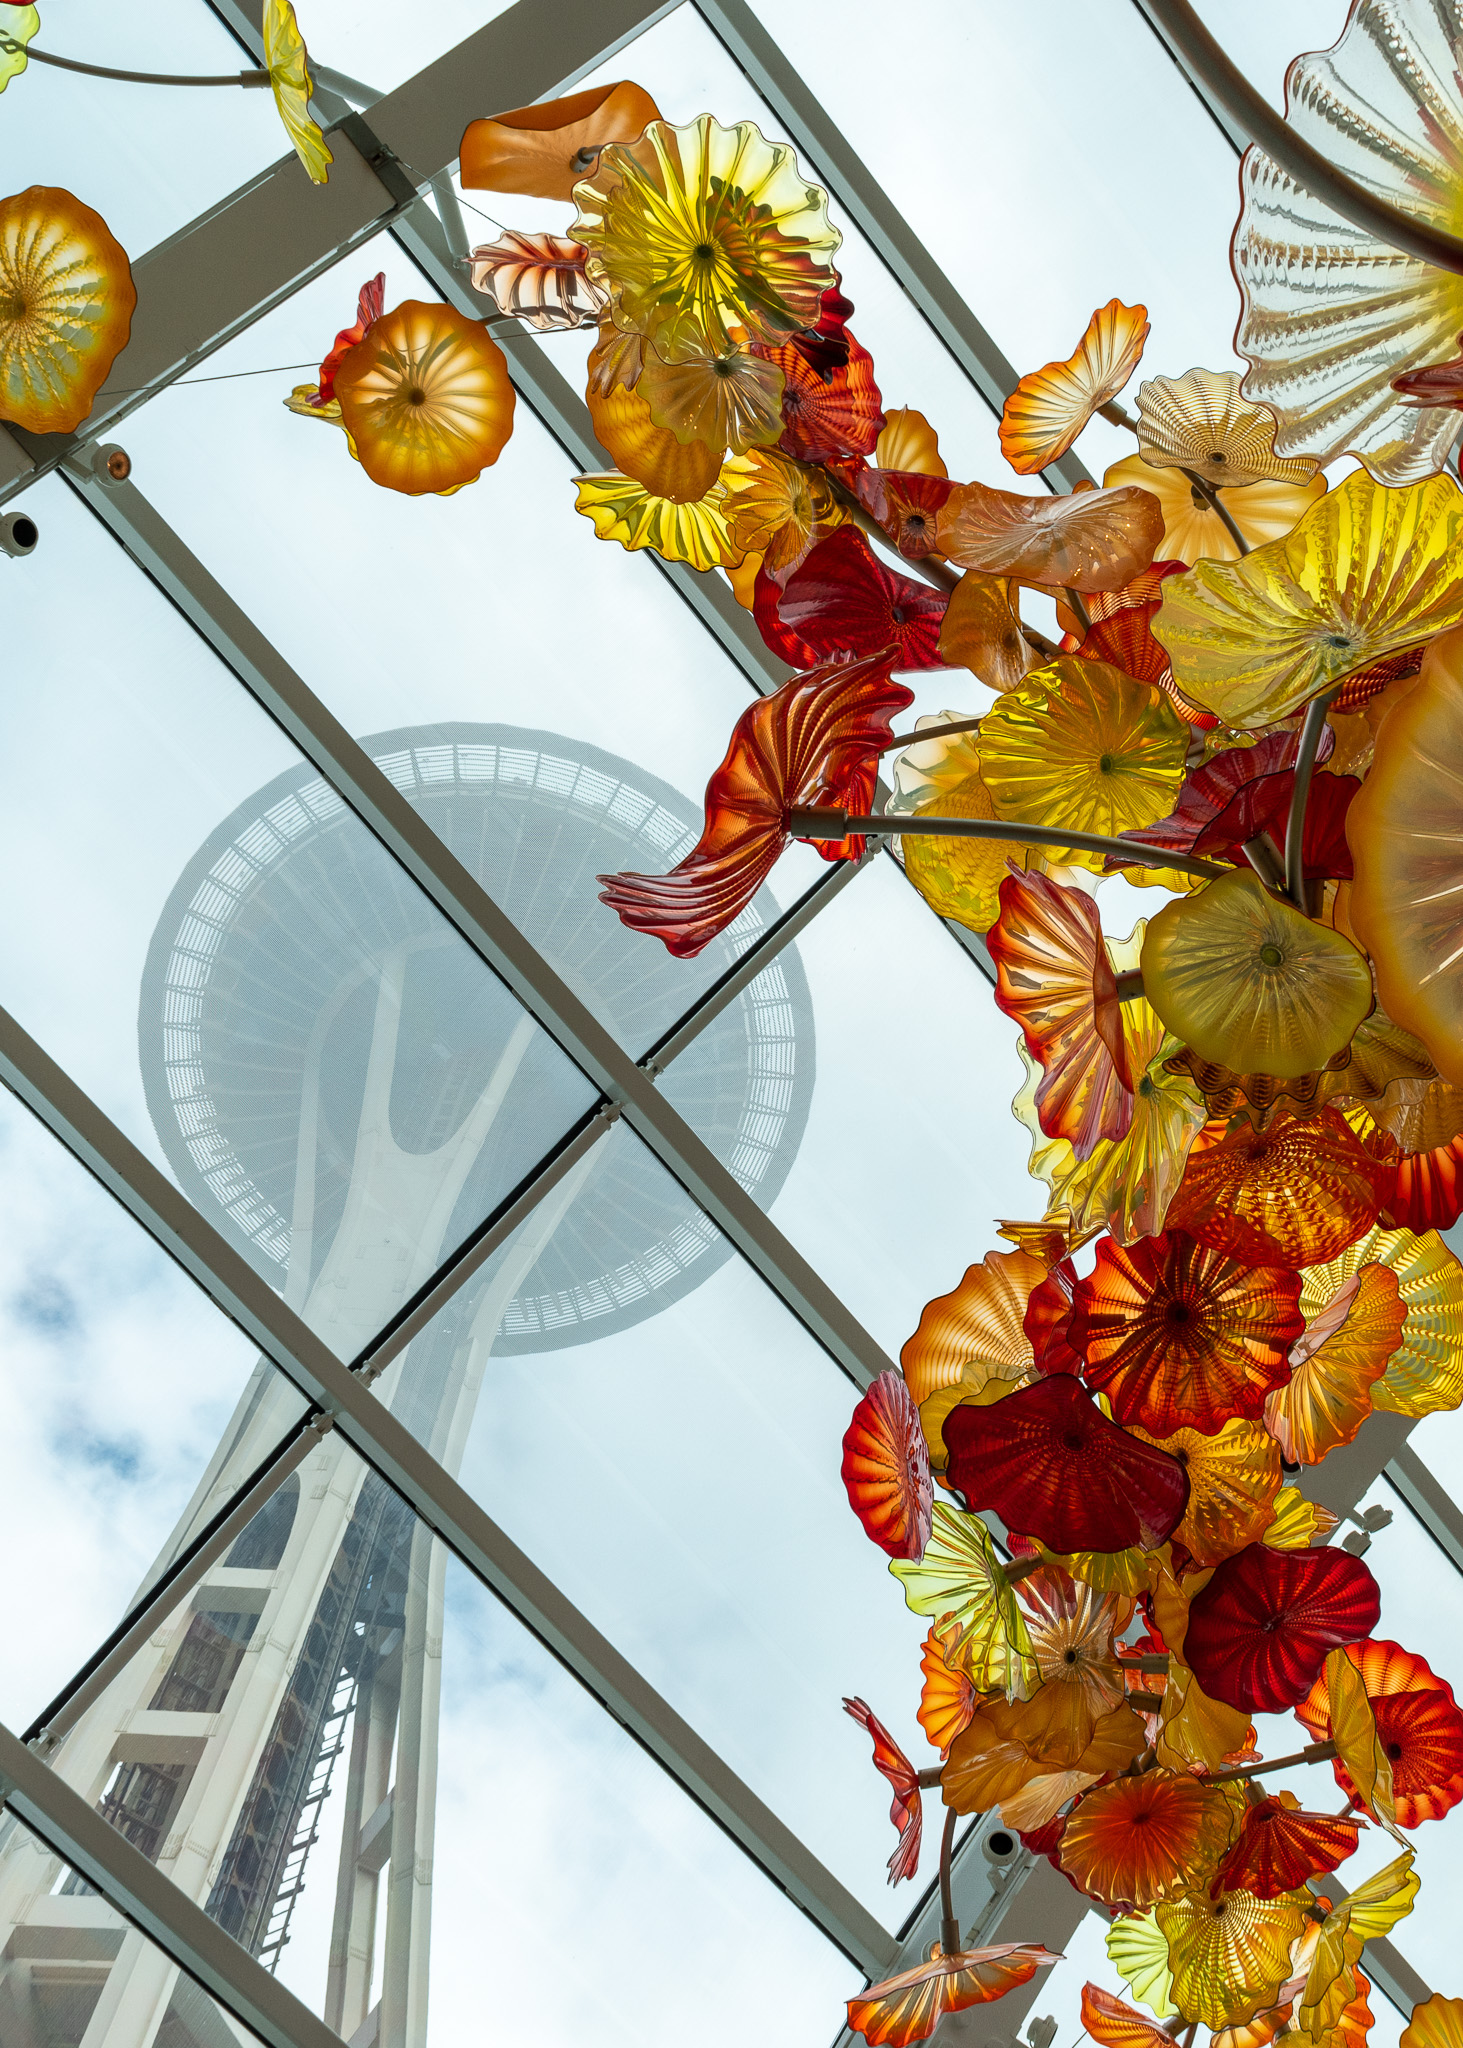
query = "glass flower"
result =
(1347, 625, 1463, 1086)
(1264, 1264, 1405, 1466)
(978, 659, 1187, 870)
(1112, 727, 1330, 877)
(263, 0, 332, 185)
(1404, 1997, 1463, 2048)
(0, 6, 38, 92)
(573, 115, 841, 351)
(1134, 1418, 1282, 1569)
(890, 726, 1038, 937)
(467, 231, 605, 331)
(1301, 1224, 1463, 1418)
(1191, 770, 1358, 889)
(1154, 1658, 1256, 1774)
(720, 445, 843, 573)
(1080, 1983, 1179, 2048)
(296, 271, 386, 414)
(1157, 1888, 1310, 2029)
(1165, 1108, 1390, 1268)
(843, 1696, 923, 1884)
(761, 325, 884, 464)
(942, 1374, 1189, 1554)
(845, 1944, 1059, 2048)
(854, 467, 954, 561)
(332, 300, 514, 495)
(1070, 1230, 1302, 1436)
(598, 653, 910, 957)
(841, 1371, 933, 1561)
(639, 328, 786, 454)
(1141, 871, 1374, 1082)
(1152, 470, 1463, 729)
(754, 526, 948, 670)
(943, 1687, 1145, 1814)
(1103, 454, 1324, 567)
(1300, 1639, 1463, 1828)
(1312, 1643, 1403, 1841)
(586, 341, 724, 501)
(1017, 1568, 1128, 1715)
(459, 81, 660, 201)
(890, 1503, 1038, 1697)
(1263, 1485, 1339, 1550)
(1214, 1791, 1359, 1902)
(574, 466, 742, 568)
(1231, 0, 1463, 484)
(1295, 1852, 1418, 2036)
(1183, 1543, 1380, 1715)
(939, 478, 1164, 592)
(1366, 1078, 1463, 1234)
(989, 871, 1134, 1161)
(937, 569, 1034, 693)
(784, 277, 853, 377)
(0, 186, 135, 434)
(1136, 370, 1318, 489)
(1022, 1260, 1082, 1377)
(1075, 565, 1211, 743)
(1059, 1770, 1234, 1906)
(1107, 1911, 1178, 2020)
(876, 406, 946, 478)
(900, 1244, 1044, 1467)
(1000, 298, 1149, 475)
(918, 1623, 976, 1755)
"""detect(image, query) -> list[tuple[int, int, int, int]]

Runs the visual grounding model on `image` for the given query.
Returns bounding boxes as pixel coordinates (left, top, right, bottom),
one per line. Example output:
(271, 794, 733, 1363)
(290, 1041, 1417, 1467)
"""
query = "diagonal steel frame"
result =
(0, 998, 899, 1980)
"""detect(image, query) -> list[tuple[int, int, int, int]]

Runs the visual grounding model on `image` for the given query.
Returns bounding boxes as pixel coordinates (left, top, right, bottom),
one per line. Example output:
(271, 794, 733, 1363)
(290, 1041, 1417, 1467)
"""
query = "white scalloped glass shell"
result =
(1233, 0, 1463, 486)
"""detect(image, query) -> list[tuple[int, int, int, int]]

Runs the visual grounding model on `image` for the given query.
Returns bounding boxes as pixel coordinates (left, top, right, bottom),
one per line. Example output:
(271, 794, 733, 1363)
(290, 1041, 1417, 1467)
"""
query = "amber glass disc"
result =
(1166, 1109, 1389, 1267)
(0, 186, 135, 433)
(333, 300, 514, 495)
(1301, 1224, 1463, 1418)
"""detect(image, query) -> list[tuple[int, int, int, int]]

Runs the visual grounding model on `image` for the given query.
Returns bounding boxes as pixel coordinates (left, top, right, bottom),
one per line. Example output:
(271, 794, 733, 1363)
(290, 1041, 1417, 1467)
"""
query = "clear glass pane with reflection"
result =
(1, 475, 597, 1353)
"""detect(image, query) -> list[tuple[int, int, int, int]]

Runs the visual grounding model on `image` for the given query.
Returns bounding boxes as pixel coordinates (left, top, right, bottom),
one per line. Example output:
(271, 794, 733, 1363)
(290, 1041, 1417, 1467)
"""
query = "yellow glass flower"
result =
(263, 0, 333, 186)
(0, 6, 38, 92)
(1000, 299, 1150, 475)
(1157, 1889, 1310, 2028)
(1152, 469, 1463, 728)
(0, 186, 136, 433)
(1403, 1996, 1463, 2048)
(1265, 1263, 1405, 1465)
(1133, 1417, 1281, 1568)
(1141, 872, 1374, 1081)
(573, 463, 742, 571)
(890, 1503, 1038, 1696)
(1297, 1853, 1417, 2037)
(572, 115, 840, 350)
(1155, 1661, 1255, 1773)
(639, 328, 785, 454)
(876, 406, 947, 477)
(332, 300, 514, 496)
(1107, 1911, 1178, 2020)
(889, 722, 1041, 935)
(1136, 369, 1318, 488)
(1104, 453, 1324, 567)
(1321, 1645, 1402, 1843)
(978, 659, 1187, 871)
(720, 445, 843, 571)
(1263, 1484, 1339, 1549)
(586, 349, 723, 503)
(1348, 624, 1463, 1085)
(1301, 1224, 1463, 1418)
(938, 569, 1034, 693)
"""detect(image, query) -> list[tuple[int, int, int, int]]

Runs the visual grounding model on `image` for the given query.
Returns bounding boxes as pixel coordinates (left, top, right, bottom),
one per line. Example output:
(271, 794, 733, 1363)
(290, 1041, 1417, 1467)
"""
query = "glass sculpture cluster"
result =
(7, 3, 1463, 2046)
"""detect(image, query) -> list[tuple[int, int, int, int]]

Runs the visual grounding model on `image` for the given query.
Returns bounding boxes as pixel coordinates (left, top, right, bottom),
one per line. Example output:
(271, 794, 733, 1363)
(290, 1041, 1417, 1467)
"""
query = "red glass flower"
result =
(1380, 1132, 1463, 1234)
(1022, 1260, 1082, 1376)
(786, 279, 855, 378)
(753, 526, 948, 669)
(312, 270, 385, 407)
(843, 1696, 923, 1883)
(759, 326, 884, 463)
(1164, 1109, 1390, 1268)
(1298, 1639, 1463, 1827)
(854, 467, 956, 560)
(1212, 1791, 1360, 1899)
(1183, 1544, 1380, 1715)
(942, 1374, 1188, 1553)
(1109, 724, 1336, 875)
(989, 870, 1133, 1162)
(1068, 1230, 1302, 1435)
(1194, 770, 1359, 884)
(841, 1371, 934, 1560)
(598, 653, 912, 956)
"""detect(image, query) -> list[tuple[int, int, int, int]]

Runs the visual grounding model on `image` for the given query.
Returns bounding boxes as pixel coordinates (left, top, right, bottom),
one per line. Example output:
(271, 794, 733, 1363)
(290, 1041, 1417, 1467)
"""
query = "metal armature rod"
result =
(1181, 468, 1250, 555)
(1284, 686, 1339, 907)
(879, 716, 983, 756)
(25, 1412, 333, 1751)
(938, 1803, 961, 1958)
(1205, 1739, 1337, 1785)
(789, 807, 1228, 882)
(1141, 0, 1463, 275)
(0, 35, 269, 86)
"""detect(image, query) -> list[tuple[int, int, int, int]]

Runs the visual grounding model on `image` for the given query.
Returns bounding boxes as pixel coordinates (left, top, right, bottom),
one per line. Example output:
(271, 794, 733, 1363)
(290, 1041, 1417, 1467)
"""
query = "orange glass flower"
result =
(1070, 1230, 1302, 1435)
(918, 1623, 977, 1756)
(1105, 452, 1324, 567)
(843, 1696, 923, 1884)
(899, 1246, 1044, 1468)
(937, 569, 1034, 693)
(1403, 1996, 1463, 2048)
(1135, 1417, 1282, 1569)
(1000, 299, 1150, 474)
(854, 466, 954, 560)
(1264, 1264, 1405, 1466)
(1165, 1109, 1390, 1268)
(332, 300, 514, 495)
(876, 406, 946, 478)
(1080, 1983, 1176, 2048)
(1213, 1790, 1360, 1900)
(1060, 1770, 1234, 1906)
(460, 82, 661, 201)
(846, 1944, 1059, 2048)
(599, 653, 910, 957)
(840, 1371, 933, 1561)
(586, 339, 724, 501)
(944, 1688, 1146, 1813)
(989, 870, 1133, 1162)
(938, 478, 1165, 591)
(761, 326, 884, 464)
(1157, 1888, 1310, 2028)
(0, 186, 135, 433)
(1299, 1638, 1463, 1827)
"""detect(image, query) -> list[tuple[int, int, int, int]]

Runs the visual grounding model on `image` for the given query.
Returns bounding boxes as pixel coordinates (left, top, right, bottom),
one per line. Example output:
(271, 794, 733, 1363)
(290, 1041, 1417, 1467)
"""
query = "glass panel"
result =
(0, 1815, 267, 2048)
(21, 1420, 857, 2046)
(0, 1085, 280, 1737)
(293, 0, 516, 96)
(1, 474, 598, 1350)
(375, 1118, 939, 1926)
(1188, 2, 1354, 108)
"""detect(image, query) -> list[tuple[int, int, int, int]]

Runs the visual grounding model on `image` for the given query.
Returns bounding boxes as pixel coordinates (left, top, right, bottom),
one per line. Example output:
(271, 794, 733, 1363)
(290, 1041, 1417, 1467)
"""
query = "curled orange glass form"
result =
(917, 1623, 976, 1755)
(1079, 1984, 1178, 2048)
(0, 186, 135, 433)
(1157, 1888, 1310, 2029)
(1301, 1223, 1463, 1419)
(1165, 1108, 1389, 1267)
(1263, 1263, 1405, 1465)
(876, 406, 947, 477)
(585, 337, 724, 502)
(999, 298, 1149, 475)
(1070, 1230, 1302, 1435)
(1299, 1639, 1463, 1828)
(332, 300, 514, 495)
(943, 1689, 1145, 1814)
(1404, 1996, 1463, 2048)
(1059, 1770, 1233, 1906)
(846, 1944, 1059, 2048)
(938, 478, 1164, 591)
(721, 446, 844, 574)
(460, 82, 661, 201)
(937, 568, 1034, 692)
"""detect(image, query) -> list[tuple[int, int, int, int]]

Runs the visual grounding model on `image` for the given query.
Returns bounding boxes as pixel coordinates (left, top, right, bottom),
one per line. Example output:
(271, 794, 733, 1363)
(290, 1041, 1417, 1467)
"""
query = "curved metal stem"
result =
(879, 717, 983, 755)
(938, 1803, 960, 1957)
(789, 807, 1228, 882)
(1181, 467, 1250, 555)
(1284, 687, 1339, 906)
(0, 35, 268, 85)
(1143, 0, 1463, 274)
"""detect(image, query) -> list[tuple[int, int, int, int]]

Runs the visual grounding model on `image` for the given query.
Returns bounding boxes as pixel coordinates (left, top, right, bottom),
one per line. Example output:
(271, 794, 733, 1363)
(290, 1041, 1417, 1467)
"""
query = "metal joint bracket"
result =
(331, 108, 422, 209)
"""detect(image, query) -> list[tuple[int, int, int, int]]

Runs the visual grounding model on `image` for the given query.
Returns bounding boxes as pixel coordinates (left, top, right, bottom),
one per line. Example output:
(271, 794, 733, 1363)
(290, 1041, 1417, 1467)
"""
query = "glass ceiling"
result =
(1, 2, 1459, 2046)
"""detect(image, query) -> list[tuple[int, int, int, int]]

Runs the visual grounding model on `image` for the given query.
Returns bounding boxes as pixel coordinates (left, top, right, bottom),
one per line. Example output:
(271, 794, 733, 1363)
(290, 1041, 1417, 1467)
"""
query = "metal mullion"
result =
(0, 1000, 898, 1978)
(0, 1720, 340, 2048)
(1386, 1446, 1463, 1579)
